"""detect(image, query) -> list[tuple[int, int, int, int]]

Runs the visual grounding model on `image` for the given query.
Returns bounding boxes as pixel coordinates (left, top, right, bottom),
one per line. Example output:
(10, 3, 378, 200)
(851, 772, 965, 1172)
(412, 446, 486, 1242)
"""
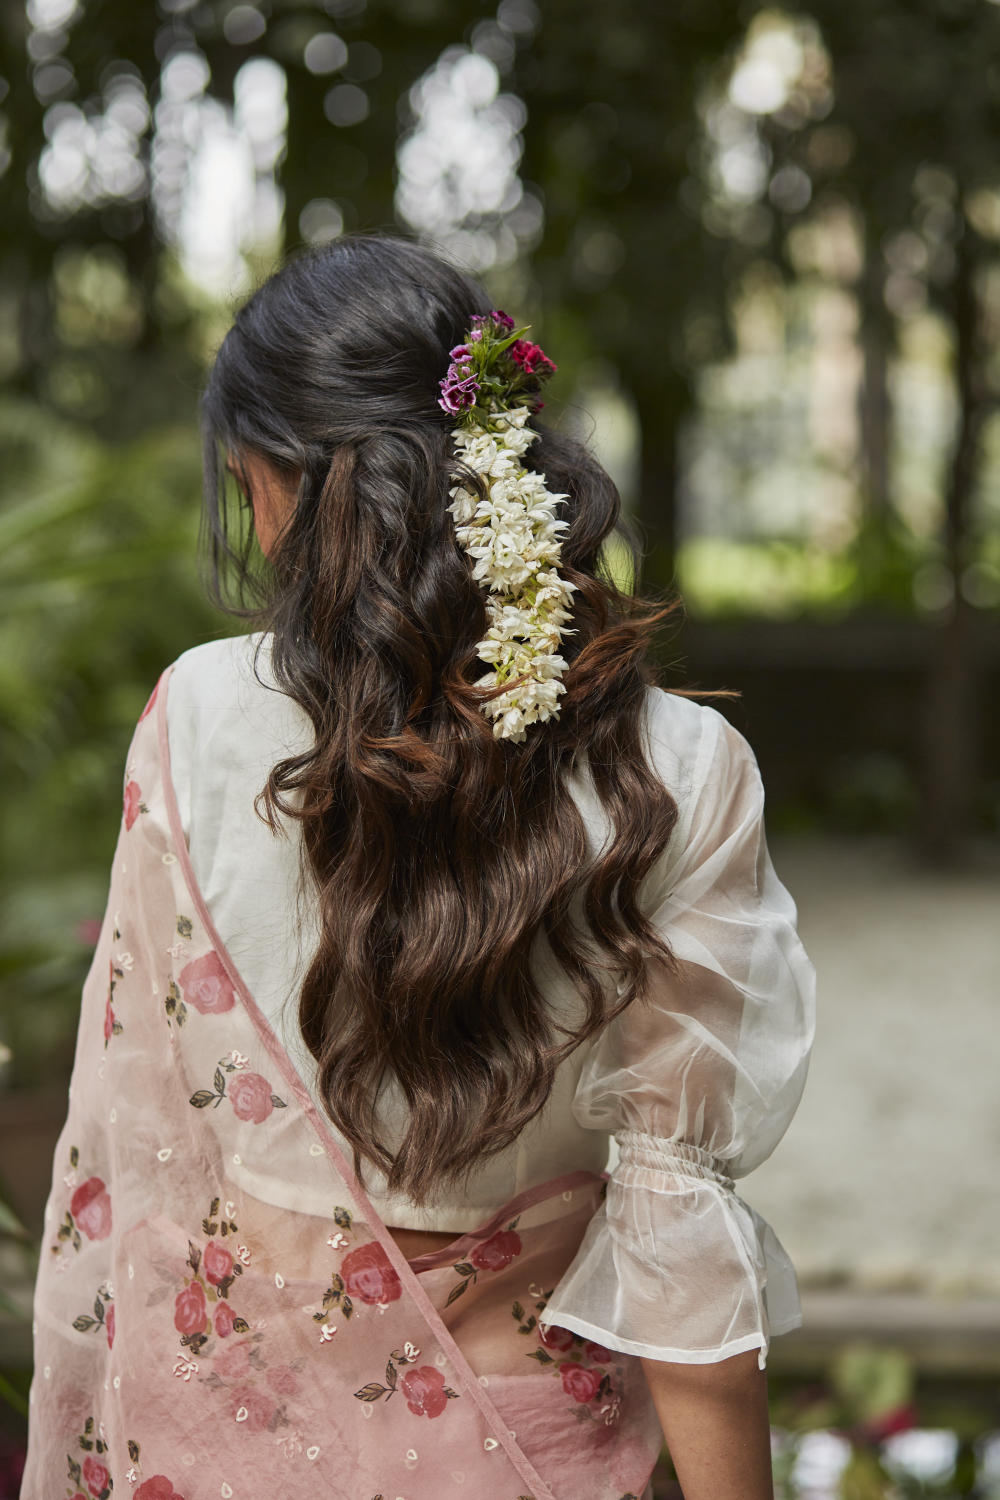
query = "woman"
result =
(21, 234, 815, 1500)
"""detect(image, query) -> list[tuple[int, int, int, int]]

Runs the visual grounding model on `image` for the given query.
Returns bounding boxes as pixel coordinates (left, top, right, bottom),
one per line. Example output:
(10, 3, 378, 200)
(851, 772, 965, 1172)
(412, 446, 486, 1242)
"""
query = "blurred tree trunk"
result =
(633, 385, 680, 596)
(920, 207, 982, 858)
(858, 219, 893, 533)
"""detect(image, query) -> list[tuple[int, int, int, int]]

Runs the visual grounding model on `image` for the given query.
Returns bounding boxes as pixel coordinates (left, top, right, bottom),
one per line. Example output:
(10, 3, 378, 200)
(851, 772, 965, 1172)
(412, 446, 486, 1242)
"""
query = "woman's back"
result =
(165, 630, 720, 1235)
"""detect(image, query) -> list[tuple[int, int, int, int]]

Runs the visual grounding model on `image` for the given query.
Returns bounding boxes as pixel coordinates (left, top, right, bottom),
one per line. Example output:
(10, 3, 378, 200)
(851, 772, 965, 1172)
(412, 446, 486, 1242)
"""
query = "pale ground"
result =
(741, 835, 1000, 1298)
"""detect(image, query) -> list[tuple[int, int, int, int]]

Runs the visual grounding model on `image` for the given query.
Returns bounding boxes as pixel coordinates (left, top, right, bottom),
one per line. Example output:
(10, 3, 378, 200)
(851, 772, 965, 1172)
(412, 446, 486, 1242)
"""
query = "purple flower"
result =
(438, 373, 480, 414)
(490, 309, 516, 331)
(449, 344, 473, 362)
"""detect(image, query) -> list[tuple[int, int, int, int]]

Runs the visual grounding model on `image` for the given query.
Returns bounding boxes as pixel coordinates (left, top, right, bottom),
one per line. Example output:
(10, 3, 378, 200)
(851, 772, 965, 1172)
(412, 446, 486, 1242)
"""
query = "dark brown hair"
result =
(201, 233, 685, 1201)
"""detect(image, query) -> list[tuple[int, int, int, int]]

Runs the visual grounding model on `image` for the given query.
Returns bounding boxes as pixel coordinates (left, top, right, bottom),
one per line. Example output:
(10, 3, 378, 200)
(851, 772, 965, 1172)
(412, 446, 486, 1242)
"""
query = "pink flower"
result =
(203, 1239, 234, 1286)
(509, 339, 557, 377)
(178, 952, 236, 1016)
(340, 1241, 402, 1306)
(538, 1322, 575, 1353)
(103, 996, 116, 1045)
(70, 1178, 112, 1241)
(214, 1301, 237, 1339)
(173, 1281, 207, 1338)
(559, 1362, 602, 1404)
(469, 1229, 521, 1272)
(399, 1365, 449, 1419)
(214, 1339, 253, 1378)
(228, 1071, 274, 1124)
(136, 1477, 186, 1500)
(230, 1386, 276, 1434)
(438, 373, 480, 414)
(82, 1454, 110, 1497)
(123, 780, 142, 831)
(265, 1364, 300, 1396)
(583, 1340, 614, 1364)
(105, 1302, 116, 1349)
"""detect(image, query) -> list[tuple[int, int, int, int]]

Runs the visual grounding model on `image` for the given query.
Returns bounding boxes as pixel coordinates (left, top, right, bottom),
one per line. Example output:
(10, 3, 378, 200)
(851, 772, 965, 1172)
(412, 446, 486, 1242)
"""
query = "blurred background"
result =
(1, 0, 999, 1495)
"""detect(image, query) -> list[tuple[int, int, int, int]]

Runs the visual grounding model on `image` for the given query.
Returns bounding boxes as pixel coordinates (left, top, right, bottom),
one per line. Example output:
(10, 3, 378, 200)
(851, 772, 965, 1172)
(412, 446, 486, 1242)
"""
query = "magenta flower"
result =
(438, 373, 480, 414)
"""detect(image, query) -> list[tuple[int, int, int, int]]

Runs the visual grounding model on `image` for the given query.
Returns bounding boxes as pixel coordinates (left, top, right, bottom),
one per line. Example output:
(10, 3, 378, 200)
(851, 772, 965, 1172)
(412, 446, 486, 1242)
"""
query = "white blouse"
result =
(165, 632, 816, 1367)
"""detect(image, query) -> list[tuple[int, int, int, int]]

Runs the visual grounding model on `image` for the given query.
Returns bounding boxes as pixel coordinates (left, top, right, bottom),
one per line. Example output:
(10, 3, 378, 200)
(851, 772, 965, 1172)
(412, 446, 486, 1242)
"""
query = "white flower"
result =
(447, 401, 577, 741)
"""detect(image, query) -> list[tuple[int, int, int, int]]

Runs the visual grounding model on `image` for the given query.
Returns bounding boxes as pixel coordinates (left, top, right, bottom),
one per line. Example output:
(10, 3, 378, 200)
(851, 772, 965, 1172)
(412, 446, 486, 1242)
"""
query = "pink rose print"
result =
(230, 1386, 276, 1434)
(214, 1302, 237, 1339)
(266, 1364, 300, 1396)
(341, 1241, 402, 1306)
(559, 1362, 602, 1404)
(103, 996, 116, 1044)
(583, 1339, 614, 1364)
(202, 1239, 234, 1286)
(215, 1339, 254, 1379)
(469, 1228, 522, 1272)
(123, 779, 142, 831)
(173, 1281, 208, 1338)
(228, 1071, 274, 1124)
(136, 1477, 186, 1500)
(82, 1454, 110, 1497)
(178, 952, 236, 1016)
(399, 1365, 449, 1419)
(70, 1178, 112, 1241)
(105, 1302, 116, 1350)
(539, 1322, 575, 1353)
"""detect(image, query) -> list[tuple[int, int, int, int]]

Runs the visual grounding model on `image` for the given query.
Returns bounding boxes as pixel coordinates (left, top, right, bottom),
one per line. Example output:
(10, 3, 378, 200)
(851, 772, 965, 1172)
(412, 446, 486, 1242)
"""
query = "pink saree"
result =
(20, 666, 664, 1500)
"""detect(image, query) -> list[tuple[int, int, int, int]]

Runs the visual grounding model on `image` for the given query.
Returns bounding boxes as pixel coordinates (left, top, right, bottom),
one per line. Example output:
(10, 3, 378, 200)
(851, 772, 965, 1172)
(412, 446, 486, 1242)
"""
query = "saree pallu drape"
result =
(20, 667, 663, 1500)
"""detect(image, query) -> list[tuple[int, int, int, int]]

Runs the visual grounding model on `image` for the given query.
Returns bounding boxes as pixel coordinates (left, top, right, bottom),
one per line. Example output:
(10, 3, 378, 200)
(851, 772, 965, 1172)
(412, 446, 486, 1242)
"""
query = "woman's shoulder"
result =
(642, 685, 742, 788)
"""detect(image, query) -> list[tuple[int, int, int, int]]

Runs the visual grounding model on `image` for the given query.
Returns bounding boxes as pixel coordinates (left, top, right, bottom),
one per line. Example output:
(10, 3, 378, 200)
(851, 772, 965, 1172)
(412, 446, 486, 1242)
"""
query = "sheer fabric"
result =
(21, 669, 664, 1500)
(542, 709, 816, 1369)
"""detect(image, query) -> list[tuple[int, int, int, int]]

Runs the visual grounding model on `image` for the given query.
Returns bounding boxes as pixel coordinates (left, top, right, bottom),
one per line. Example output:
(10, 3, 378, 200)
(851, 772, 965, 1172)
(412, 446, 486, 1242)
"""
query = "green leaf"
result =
(189, 1091, 216, 1108)
(525, 1348, 553, 1365)
(72, 1314, 96, 1331)
(209, 1197, 220, 1217)
(333, 1207, 352, 1231)
(385, 1359, 397, 1390)
(445, 1278, 470, 1307)
(232, 1317, 250, 1333)
(511, 1301, 525, 1322)
(69, 1147, 79, 1168)
(176, 916, 193, 938)
(453, 1261, 475, 1277)
(354, 1383, 388, 1402)
(213, 1067, 226, 1095)
(341, 1295, 353, 1319)
(127, 1440, 140, 1463)
(270, 1094, 286, 1108)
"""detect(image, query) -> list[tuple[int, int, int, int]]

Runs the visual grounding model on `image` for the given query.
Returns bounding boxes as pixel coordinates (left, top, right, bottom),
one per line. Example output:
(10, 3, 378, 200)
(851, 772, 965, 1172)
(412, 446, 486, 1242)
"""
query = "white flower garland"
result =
(447, 403, 578, 743)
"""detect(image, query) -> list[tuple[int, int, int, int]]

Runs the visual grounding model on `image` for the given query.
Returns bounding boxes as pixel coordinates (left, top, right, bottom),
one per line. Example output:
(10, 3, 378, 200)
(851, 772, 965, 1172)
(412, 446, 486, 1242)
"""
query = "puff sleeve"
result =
(542, 700, 817, 1370)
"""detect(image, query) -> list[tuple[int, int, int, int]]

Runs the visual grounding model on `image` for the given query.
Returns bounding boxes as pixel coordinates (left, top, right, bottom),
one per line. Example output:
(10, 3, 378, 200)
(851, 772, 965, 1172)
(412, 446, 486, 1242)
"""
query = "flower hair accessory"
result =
(439, 310, 577, 744)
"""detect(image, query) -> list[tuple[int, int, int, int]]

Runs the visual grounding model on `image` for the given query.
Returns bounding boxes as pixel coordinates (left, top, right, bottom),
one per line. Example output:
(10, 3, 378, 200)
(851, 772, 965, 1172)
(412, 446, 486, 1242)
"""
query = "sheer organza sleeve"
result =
(542, 701, 817, 1370)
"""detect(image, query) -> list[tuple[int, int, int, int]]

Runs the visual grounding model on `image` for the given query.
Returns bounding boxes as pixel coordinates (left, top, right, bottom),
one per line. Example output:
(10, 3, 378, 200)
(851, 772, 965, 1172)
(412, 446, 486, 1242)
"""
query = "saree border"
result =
(153, 660, 598, 1500)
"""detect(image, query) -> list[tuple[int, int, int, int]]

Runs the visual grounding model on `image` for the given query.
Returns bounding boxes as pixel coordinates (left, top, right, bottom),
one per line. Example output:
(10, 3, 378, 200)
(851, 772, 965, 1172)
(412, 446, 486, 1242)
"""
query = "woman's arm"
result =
(641, 1350, 773, 1500)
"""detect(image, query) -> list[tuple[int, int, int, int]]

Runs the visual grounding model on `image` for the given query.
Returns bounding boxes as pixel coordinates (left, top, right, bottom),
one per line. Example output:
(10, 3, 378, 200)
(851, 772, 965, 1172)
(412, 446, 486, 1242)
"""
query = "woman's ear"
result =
(234, 451, 300, 559)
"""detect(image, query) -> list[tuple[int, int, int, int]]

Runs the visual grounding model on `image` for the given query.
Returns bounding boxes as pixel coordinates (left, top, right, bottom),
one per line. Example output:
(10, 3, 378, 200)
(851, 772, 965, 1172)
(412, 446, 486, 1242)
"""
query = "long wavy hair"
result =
(200, 233, 687, 1202)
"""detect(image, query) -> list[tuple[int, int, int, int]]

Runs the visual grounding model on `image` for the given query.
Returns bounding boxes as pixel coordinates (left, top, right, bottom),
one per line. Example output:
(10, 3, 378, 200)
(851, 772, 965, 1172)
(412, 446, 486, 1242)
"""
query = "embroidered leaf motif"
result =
(443, 1387, 459, 1399)
(270, 1094, 287, 1108)
(127, 1440, 140, 1464)
(176, 916, 193, 939)
(354, 1383, 389, 1402)
(333, 1207, 352, 1231)
(187, 1240, 201, 1275)
(525, 1348, 553, 1365)
(202, 1219, 218, 1236)
(511, 1300, 525, 1322)
(93, 1295, 105, 1322)
(69, 1146, 79, 1169)
(68, 1456, 82, 1482)
(232, 1317, 250, 1333)
(341, 1294, 353, 1319)
(213, 1067, 227, 1096)
(506, 1215, 521, 1231)
(84, 1417, 94, 1432)
(445, 1277, 471, 1307)
(189, 1091, 216, 1109)
(209, 1197, 221, 1217)
(452, 1261, 475, 1277)
(385, 1359, 397, 1391)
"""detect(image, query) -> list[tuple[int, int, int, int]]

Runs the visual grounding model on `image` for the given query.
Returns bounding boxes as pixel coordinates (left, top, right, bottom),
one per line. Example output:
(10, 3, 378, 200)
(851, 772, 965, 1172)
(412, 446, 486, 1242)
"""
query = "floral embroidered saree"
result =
(20, 667, 664, 1500)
